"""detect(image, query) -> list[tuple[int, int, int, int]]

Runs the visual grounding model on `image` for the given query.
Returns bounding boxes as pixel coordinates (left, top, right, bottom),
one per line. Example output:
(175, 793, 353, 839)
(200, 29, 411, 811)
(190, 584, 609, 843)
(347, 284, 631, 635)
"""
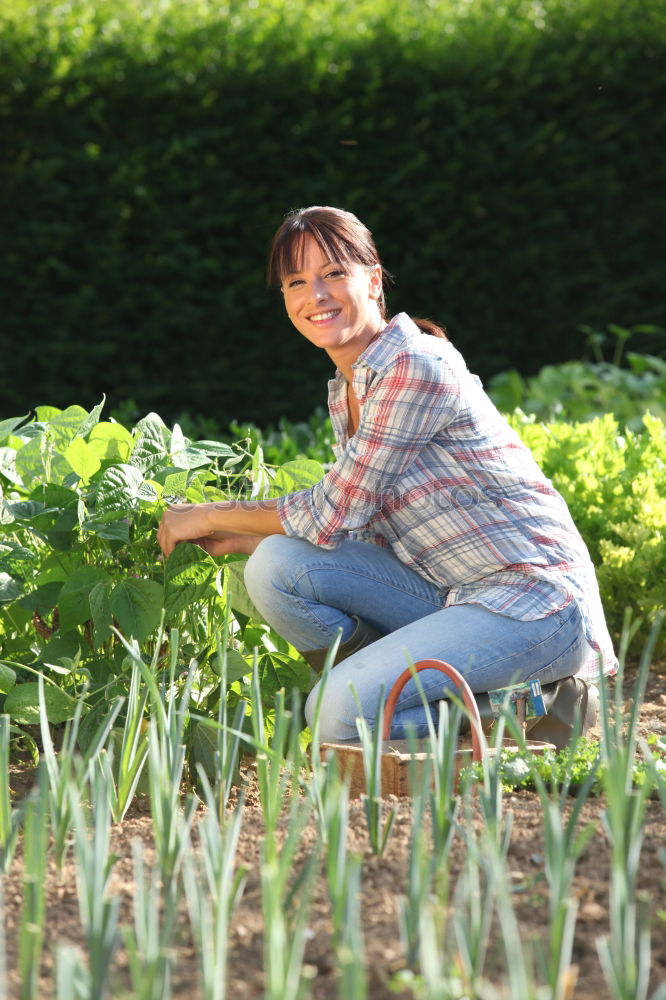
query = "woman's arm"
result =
(157, 500, 284, 557)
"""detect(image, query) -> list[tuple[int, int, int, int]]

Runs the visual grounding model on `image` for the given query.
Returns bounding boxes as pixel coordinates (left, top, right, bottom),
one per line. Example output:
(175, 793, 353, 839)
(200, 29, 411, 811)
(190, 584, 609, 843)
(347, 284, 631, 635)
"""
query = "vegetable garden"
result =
(0, 363, 664, 997)
(2, 0, 664, 990)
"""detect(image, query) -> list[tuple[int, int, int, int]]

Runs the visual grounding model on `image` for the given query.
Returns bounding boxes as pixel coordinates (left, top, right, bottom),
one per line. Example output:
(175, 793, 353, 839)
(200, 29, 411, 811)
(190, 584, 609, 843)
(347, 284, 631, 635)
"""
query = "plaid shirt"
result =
(277, 313, 616, 677)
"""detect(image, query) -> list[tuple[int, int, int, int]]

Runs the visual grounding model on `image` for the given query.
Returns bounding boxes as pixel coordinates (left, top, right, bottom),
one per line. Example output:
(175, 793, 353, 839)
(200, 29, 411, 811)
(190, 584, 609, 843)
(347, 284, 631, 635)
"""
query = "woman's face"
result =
(281, 234, 383, 363)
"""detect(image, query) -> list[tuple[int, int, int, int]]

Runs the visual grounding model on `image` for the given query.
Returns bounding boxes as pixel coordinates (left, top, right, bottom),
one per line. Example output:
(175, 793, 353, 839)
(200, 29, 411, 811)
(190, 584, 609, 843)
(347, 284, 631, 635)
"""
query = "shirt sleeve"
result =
(276, 351, 461, 547)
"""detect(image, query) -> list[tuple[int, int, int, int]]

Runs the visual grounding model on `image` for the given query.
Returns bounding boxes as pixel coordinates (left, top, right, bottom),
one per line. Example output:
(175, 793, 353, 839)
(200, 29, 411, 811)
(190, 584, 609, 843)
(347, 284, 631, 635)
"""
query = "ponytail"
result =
(412, 317, 448, 340)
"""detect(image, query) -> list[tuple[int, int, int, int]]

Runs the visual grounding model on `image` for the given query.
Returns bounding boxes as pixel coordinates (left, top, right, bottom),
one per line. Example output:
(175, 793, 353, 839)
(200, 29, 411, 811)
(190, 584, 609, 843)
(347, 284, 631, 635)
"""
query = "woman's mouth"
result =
(308, 309, 342, 325)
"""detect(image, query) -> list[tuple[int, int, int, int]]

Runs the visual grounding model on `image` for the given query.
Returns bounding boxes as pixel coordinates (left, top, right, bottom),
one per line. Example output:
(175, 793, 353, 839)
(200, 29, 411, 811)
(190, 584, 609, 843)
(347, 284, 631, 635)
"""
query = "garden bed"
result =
(1, 663, 665, 999)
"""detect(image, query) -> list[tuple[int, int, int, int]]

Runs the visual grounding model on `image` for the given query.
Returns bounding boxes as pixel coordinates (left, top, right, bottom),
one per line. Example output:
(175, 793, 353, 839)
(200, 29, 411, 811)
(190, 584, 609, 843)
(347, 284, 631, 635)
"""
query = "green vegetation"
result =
(2, 0, 664, 426)
(0, 402, 325, 775)
(0, 616, 664, 998)
(488, 323, 666, 430)
(0, 368, 662, 997)
(0, 362, 664, 758)
(511, 412, 665, 651)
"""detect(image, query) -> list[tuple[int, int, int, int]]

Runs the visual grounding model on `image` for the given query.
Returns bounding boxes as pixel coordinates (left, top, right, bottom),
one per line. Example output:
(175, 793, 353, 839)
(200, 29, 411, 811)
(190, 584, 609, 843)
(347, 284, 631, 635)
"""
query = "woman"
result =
(157, 206, 616, 746)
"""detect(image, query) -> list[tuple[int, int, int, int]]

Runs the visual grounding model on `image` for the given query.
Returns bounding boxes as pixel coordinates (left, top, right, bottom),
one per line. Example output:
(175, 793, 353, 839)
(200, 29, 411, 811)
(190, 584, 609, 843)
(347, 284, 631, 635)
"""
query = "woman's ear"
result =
(369, 265, 382, 299)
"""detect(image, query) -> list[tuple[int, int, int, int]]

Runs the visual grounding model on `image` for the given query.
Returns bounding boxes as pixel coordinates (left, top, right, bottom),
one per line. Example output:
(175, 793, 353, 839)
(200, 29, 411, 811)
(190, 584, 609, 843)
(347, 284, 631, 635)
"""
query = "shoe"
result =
(526, 676, 599, 749)
(462, 676, 599, 750)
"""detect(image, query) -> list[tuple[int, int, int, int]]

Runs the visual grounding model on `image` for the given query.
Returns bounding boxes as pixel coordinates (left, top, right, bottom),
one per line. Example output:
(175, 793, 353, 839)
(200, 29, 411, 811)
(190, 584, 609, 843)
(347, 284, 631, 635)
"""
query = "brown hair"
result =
(267, 206, 447, 339)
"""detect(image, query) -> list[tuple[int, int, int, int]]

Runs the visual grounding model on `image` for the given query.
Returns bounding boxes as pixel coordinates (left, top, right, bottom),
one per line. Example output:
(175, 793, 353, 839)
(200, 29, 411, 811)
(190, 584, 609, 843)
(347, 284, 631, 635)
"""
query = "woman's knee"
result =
(244, 534, 296, 603)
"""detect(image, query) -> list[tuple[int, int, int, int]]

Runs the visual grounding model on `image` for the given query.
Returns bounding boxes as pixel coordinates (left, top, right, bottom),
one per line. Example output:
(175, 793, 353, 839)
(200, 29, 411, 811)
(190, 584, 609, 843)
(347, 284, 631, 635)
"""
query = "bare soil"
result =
(2, 665, 666, 999)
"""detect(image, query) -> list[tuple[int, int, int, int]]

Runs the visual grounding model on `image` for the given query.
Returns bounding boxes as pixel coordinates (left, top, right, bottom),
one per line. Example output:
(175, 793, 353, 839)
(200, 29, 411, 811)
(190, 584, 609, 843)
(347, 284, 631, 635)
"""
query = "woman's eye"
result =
(326, 269, 345, 279)
(286, 278, 304, 288)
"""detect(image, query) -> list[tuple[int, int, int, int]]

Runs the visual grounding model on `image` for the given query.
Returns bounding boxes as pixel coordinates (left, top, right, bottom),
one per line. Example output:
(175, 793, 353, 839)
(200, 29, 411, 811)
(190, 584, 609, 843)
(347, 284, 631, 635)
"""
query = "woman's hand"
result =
(157, 499, 284, 557)
(157, 504, 215, 557)
(157, 503, 270, 558)
(196, 534, 266, 557)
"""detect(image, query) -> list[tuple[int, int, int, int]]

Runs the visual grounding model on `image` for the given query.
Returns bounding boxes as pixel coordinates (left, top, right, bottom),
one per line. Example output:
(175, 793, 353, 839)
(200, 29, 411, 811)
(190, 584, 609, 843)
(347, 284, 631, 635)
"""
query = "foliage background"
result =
(1, 0, 665, 428)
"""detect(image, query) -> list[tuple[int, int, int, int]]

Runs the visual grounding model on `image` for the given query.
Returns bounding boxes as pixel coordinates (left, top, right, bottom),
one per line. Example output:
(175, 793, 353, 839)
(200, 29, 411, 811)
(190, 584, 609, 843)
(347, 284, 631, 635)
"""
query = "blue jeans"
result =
(244, 535, 588, 743)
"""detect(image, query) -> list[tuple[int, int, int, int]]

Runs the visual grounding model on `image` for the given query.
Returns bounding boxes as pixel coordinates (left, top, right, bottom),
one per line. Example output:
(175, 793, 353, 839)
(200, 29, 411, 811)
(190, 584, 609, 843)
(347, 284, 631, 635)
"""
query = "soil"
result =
(2, 664, 666, 1000)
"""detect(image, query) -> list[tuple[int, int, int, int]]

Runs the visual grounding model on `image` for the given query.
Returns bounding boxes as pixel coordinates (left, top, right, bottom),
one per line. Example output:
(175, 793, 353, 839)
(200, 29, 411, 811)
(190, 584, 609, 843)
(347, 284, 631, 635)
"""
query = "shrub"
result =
(1, 0, 664, 427)
(512, 411, 666, 653)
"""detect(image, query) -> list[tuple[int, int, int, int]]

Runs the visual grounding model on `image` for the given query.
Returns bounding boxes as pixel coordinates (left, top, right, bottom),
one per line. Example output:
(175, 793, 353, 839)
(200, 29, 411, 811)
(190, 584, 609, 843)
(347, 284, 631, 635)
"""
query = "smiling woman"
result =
(158, 205, 616, 748)
(279, 244, 383, 364)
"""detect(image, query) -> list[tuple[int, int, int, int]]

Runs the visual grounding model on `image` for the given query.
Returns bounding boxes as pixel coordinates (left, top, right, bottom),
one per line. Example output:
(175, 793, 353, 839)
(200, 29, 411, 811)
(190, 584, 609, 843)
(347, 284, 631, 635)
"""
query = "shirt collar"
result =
(353, 312, 422, 374)
(328, 312, 423, 388)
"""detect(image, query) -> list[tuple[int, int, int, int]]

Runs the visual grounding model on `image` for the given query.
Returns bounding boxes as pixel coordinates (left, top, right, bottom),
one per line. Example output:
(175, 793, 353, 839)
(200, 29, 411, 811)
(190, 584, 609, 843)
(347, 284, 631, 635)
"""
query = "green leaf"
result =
(58, 566, 111, 632)
(110, 578, 163, 642)
(170, 446, 215, 470)
(129, 415, 169, 474)
(0, 415, 29, 446)
(14, 436, 72, 486)
(188, 719, 220, 785)
(259, 651, 312, 706)
(64, 436, 102, 481)
(0, 540, 37, 566)
(226, 559, 261, 621)
(271, 459, 324, 495)
(137, 480, 160, 504)
(48, 404, 94, 452)
(39, 630, 81, 668)
(11, 489, 79, 549)
(73, 397, 106, 441)
(0, 662, 16, 695)
(211, 647, 251, 682)
(163, 542, 217, 619)
(89, 580, 114, 647)
(34, 405, 61, 422)
(5, 501, 48, 521)
(18, 581, 63, 614)
(82, 518, 131, 543)
(30, 482, 81, 512)
(38, 505, 79, 552)
(4, 682, 77, 724)
(0, 573, 22, 604)
(194, 441, 236, 459)
(0, 447, 20, 485)
(93, 464, 145, 519)
(88, 421, 134, 463)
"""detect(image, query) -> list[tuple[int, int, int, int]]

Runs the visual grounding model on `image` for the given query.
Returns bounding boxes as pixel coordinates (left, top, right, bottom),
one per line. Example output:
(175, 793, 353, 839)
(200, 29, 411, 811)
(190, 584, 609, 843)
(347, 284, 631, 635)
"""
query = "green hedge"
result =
(1, 0, 664, 428)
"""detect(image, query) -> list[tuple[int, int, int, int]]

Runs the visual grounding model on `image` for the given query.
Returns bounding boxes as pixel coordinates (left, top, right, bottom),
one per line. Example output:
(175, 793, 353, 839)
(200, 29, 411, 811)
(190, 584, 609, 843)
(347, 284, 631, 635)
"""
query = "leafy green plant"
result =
(38, 672, 121, 867)
(183, 778, 247, 1000)
(596, 613, 665, 1000)
(400, 767, 433, 969)
(352, 685, 397, 857)
(528, 756, 598, 1000)
(18, 765, 48, 1000)
(70, 764, 121, 1000)
(450, 817, 496, 997)
(125, 840, 178, 1000)
(0, 402, 321, 760)
(0, 715, 20, 874)
(55, 942, 89, 1000)
(335, 853, 368, 1000)
(3, 0, 664, 431)
(510, 411, 666, 653)
(489, 324, 666, 429)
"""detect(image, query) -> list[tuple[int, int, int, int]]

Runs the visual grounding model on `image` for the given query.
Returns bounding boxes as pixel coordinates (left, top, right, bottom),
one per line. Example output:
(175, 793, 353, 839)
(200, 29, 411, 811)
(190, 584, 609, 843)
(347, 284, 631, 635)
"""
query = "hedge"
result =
(1, 0, 664, 428)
